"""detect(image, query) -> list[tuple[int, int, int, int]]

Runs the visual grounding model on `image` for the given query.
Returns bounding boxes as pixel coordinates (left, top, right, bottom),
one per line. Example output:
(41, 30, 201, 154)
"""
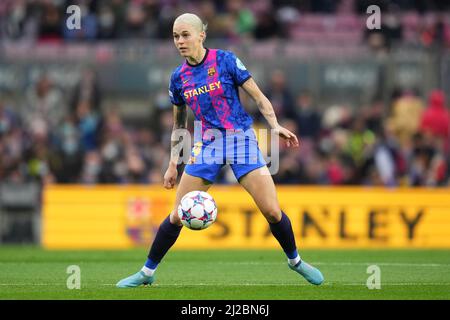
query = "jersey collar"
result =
(185, 48, 209, 67)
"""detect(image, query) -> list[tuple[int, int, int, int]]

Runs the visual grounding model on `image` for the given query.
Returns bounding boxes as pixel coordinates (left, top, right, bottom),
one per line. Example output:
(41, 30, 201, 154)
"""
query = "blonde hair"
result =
(174, 13, 208, 33)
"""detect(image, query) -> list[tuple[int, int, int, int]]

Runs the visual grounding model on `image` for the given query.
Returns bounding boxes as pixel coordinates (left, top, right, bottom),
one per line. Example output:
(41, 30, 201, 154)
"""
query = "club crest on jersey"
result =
(207, 67, 216, 76)
(188, 156, 196, 164)
(192, 142, 202, 156)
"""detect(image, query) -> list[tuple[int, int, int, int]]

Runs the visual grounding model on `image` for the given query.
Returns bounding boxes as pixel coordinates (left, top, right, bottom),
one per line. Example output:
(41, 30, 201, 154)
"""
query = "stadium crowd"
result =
(0, 68, 449, 187)
(0, 0, 449, 187)
(1, 0, 450, 48)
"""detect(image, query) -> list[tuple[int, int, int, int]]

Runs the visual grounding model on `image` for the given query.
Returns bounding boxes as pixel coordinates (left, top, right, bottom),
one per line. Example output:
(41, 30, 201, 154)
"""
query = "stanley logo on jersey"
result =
(184, 81, 221, 99)
(207, 67, 216, 76)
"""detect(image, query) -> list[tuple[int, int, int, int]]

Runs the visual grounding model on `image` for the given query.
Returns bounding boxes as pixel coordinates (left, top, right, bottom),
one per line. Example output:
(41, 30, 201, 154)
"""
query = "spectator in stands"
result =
(363, 3, 404, 54)
(23, 74, 67, 140)
(154, 3, 177, 39)
(70, 67, 102, 114)
(325, 152, 346, 185)
(372, 133, 398, 187)
(365, 29, 390, 56)
(157, 108, 175, 147)
(302, 151, 328, 184)
(345, 115, 376, 167)
(275, 4, 300, 39)
(37, 2, 63, 43)
(75, 100, 101, 152)
(98, 107, 125, 182)
(253, 9, 286, 39)
(26, 138, 58, 184)
(274, 151, 304, 184)
(382, 4, 404, 45)
(121, 1, 150, 38)
(63, 0, 98, 41)
(420, 14, 450, 49)
(419, 89, 450, 144)
(425, 149, 448, 186)
(386, 90, 424, 147)
(96, 1, 119, 39)
(198, 0, 229, 39)
(55, 114, 83, 183)
(0, 100, 20, 136)
(361, 100, 384, 136)
(0, 100, 27, 182)
(81, 150, 102, 184)
(294, 91, 321, 140)
(124, 139, 147, 183)
(408, 132, 436, 186)
(263, 69, 295, 121)
(222, 0, 256, 40)
(135, 128, 161, 180)
(0, 0, 31, 40)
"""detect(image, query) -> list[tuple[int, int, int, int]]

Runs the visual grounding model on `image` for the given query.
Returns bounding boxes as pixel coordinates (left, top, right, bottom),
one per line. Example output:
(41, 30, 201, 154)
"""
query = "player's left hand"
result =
(275, 126, 300, 148)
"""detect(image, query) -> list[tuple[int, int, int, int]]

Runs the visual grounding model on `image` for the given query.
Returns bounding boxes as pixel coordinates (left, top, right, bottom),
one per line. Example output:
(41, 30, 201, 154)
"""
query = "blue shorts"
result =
(185, 129, 266, 183)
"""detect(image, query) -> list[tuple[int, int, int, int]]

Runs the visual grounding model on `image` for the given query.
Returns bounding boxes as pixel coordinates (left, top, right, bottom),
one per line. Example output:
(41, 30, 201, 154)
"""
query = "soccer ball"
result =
(177, 191, 217, 230)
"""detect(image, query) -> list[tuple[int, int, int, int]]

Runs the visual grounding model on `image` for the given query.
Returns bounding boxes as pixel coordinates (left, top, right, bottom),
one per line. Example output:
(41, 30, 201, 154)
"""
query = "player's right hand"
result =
(163, 165, 178, 189)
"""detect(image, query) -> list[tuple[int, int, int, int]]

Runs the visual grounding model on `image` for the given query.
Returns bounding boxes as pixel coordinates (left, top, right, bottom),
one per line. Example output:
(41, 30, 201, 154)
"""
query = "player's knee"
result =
(263, 207, 282, 224)
(169, 210, 182, 226)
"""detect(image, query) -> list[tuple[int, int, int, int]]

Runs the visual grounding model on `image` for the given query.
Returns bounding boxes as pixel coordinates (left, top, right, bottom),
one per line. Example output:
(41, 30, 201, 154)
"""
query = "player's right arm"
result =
(164, 104, 188, 189)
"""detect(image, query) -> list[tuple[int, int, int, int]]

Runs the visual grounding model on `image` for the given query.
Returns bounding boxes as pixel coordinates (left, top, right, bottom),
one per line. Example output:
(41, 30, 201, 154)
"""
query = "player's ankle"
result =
(141, 266, 156, 277)
(288, 254, 301, 266)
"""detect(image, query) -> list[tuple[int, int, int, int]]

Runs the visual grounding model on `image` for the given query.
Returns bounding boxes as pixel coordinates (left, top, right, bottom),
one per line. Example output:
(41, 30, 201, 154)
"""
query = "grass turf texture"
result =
(0, 246, 449, 300)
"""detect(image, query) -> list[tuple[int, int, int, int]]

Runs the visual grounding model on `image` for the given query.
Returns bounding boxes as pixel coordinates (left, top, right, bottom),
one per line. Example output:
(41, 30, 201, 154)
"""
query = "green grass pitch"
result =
(0, 246, 449, 300)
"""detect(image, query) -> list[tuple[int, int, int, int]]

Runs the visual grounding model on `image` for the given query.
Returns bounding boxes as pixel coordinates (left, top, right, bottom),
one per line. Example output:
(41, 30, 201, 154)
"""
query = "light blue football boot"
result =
(289, 260, 324, 285)
(116, 271, 154, 288)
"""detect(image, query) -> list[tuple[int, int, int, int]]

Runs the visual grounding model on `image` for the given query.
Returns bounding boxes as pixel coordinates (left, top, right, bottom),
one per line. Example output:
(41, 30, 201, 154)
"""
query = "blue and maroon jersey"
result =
(168, 48, 253, 133)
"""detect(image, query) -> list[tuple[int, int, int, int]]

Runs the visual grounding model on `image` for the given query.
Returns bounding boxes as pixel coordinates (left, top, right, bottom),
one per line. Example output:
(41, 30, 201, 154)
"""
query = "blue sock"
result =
(286, 249, 299, 260)
(147, 215, 182, 265)
(144, 258, 158, 269)
(269, 211, 299, 260)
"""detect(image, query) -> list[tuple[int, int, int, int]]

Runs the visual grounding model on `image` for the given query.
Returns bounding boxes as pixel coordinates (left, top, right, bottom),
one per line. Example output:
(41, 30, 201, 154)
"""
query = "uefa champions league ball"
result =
(177, 191, 218, 230)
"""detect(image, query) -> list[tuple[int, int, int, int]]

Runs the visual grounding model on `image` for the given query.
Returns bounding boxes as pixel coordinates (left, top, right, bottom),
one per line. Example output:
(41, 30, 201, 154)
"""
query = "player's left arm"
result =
(241, 77, 299, 147)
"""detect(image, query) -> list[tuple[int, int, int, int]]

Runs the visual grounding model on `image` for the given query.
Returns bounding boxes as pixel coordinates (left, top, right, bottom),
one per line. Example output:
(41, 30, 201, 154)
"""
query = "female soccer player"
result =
(117, 13, 324, 288)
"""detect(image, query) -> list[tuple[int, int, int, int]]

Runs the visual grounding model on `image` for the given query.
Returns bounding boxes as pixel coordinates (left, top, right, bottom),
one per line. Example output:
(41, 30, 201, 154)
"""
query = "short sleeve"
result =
(225, 51, 252, 86)
(168, 72, 184, 106)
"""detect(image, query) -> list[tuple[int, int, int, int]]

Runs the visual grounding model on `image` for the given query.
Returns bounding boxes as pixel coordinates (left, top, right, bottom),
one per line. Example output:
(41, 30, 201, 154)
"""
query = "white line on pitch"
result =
(1, 262, 448, 267)
(103, 282, 450, 287)
(178, 262, 450, 267)
(1, 282, 450, 287)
